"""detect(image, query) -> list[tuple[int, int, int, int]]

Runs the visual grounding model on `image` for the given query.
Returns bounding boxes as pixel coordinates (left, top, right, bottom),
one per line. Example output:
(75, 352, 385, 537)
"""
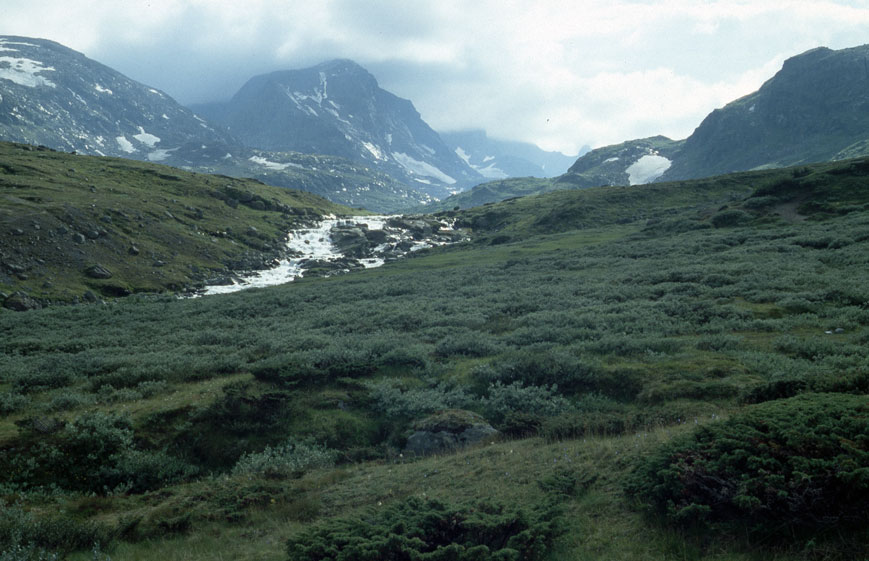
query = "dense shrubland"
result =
(0, 158, 867, 558)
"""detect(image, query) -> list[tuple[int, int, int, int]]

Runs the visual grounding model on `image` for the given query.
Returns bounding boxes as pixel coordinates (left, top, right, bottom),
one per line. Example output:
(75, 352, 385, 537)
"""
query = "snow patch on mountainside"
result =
(249, 155, 303, 170)
(94, 84, 113, 95)
(362, 141, 386, 161)
(115, 136, 135, 153)
(0, 56, 56, 88)
(454, 147, 507, 179)
(133, 127, 160, 147)
(626, 154, 671, 185)
(393, 152, 456, 184)
(148, 148, 175, 161)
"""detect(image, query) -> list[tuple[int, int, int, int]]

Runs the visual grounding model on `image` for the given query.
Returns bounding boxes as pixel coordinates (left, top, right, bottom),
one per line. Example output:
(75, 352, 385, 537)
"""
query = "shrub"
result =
(364, 380, 474, 419)
(286, 496, 563, 561)
(232, 438, 338, 479)
(480, 382, 574, 426)
(711, 209, 752, 228)
(10, 412, 195, 494)
(627, 393, 869, 539)
(0, 392, 29, 416)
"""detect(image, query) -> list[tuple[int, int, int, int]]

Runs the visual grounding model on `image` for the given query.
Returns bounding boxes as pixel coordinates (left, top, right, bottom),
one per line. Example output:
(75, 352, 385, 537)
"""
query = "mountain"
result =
(0, 36, 234, 161)
(660, 44, 869, 180)
(192, 59, 483, 199)
(439, 129, 582, 179)
(0, 37, 431, 213)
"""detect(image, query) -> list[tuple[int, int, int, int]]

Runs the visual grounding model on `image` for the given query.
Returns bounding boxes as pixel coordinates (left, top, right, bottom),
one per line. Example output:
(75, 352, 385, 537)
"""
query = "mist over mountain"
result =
(191, 60, 482, 200)
(438, 129, 583, 179)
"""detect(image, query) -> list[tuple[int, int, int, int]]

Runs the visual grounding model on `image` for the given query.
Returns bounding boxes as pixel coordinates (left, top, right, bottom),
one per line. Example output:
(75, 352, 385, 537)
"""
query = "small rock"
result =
(834, 327, 845, 334)
(3, 291, 40, 311)
(10, 228, 24, 236)
(72, 233, 86, 243)
(153, 260, 165, 267)
(82, 290, 99, 303)
(128, 245, 140, 256)
(84, 264, 113, 279)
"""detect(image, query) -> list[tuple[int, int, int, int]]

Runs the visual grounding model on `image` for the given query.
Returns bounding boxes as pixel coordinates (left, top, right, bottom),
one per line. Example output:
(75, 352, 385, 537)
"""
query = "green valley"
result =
(1, 154, 868, 560)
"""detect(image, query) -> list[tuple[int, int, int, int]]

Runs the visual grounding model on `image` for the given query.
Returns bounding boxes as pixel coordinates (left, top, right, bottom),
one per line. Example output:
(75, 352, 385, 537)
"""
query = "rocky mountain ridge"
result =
(192, 59, 483, 199)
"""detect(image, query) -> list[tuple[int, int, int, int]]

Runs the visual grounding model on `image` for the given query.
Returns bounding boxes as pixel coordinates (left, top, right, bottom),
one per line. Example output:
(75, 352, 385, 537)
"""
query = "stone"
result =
(403, 410, 498, 457)
(72, 233, 86, 243)
(84, 264, 113, 279)
(3, 291, 40, 311)
(82, 290, 99, 303)
(128, 245, 140, 256)
(11, 228, 24, 236)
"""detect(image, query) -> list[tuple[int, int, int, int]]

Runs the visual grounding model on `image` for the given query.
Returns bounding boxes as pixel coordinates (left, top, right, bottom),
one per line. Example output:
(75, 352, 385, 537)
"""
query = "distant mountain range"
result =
(190, 60, 482, 200)
(438, 129, 583, 180)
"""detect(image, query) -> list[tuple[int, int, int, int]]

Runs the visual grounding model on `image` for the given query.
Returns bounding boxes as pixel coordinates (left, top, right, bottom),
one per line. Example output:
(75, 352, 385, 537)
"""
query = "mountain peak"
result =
(202, 59, 482, 198)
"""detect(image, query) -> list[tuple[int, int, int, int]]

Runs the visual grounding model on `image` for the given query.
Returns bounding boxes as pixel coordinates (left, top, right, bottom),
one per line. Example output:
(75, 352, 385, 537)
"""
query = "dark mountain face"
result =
(193, 60, 482, 199)
(660, 44, 869, 181)
(0, 36, 234, 161)
(439, 129, 581, 179)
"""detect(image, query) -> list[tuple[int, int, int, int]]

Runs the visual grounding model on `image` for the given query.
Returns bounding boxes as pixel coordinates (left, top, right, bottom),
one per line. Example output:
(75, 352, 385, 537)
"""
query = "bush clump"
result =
(627, 393, 869, 539)
(286, 496, 563, 561)
(232, 438, 338, 479)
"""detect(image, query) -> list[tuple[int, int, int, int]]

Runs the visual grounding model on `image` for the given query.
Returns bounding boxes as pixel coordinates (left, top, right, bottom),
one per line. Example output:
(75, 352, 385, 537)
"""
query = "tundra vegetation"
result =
(0, 152, 867, 560)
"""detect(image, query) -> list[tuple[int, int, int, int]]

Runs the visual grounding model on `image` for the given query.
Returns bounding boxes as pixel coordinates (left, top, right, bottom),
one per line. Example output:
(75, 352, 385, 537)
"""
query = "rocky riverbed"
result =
(199, 215, 466, 295)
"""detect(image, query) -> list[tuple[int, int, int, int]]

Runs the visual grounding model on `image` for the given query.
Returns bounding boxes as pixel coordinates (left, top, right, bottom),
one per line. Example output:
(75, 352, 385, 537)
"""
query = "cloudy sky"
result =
(2, 0, 868, 154)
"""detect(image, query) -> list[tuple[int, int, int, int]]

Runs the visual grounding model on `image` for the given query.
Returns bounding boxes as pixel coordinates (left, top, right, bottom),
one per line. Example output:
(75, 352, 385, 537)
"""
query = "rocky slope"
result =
(0, 36, 234, 160)
(192, 59, 483, 199)
(439, 129, 581, 179)
(660, 44, 869, 181)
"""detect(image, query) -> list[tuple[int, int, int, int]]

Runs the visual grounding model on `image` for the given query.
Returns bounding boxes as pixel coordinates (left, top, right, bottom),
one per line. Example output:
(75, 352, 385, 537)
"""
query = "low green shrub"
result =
(0, 392, 29, 415)
(364, 379, 474, 419)
(286, 496, 563, 561)
(9, 412, 196, 494)
(480, 382, 574, 426)
(627, 393, 869, 539)
(232, 438, 338, 479)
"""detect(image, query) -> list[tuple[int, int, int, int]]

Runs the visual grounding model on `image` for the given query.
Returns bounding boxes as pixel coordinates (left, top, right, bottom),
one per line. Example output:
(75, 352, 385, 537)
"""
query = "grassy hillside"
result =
(1, 157, 868, 560)
(0, 142, 350, 305)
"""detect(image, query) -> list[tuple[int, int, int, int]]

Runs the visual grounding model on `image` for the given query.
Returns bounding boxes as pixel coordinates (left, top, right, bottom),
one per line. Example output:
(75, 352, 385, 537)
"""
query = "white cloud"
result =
(1, 0, 868, 154)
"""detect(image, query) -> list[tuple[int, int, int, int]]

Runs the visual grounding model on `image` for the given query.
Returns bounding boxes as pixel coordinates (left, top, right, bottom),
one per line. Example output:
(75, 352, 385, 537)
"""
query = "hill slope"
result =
(0, 156, 868, 559)
(0, 141, 348, 306)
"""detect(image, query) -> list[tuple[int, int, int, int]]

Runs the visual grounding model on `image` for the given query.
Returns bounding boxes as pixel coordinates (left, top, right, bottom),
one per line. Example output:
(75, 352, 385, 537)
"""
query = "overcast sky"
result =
(2, 0, 868, 154)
